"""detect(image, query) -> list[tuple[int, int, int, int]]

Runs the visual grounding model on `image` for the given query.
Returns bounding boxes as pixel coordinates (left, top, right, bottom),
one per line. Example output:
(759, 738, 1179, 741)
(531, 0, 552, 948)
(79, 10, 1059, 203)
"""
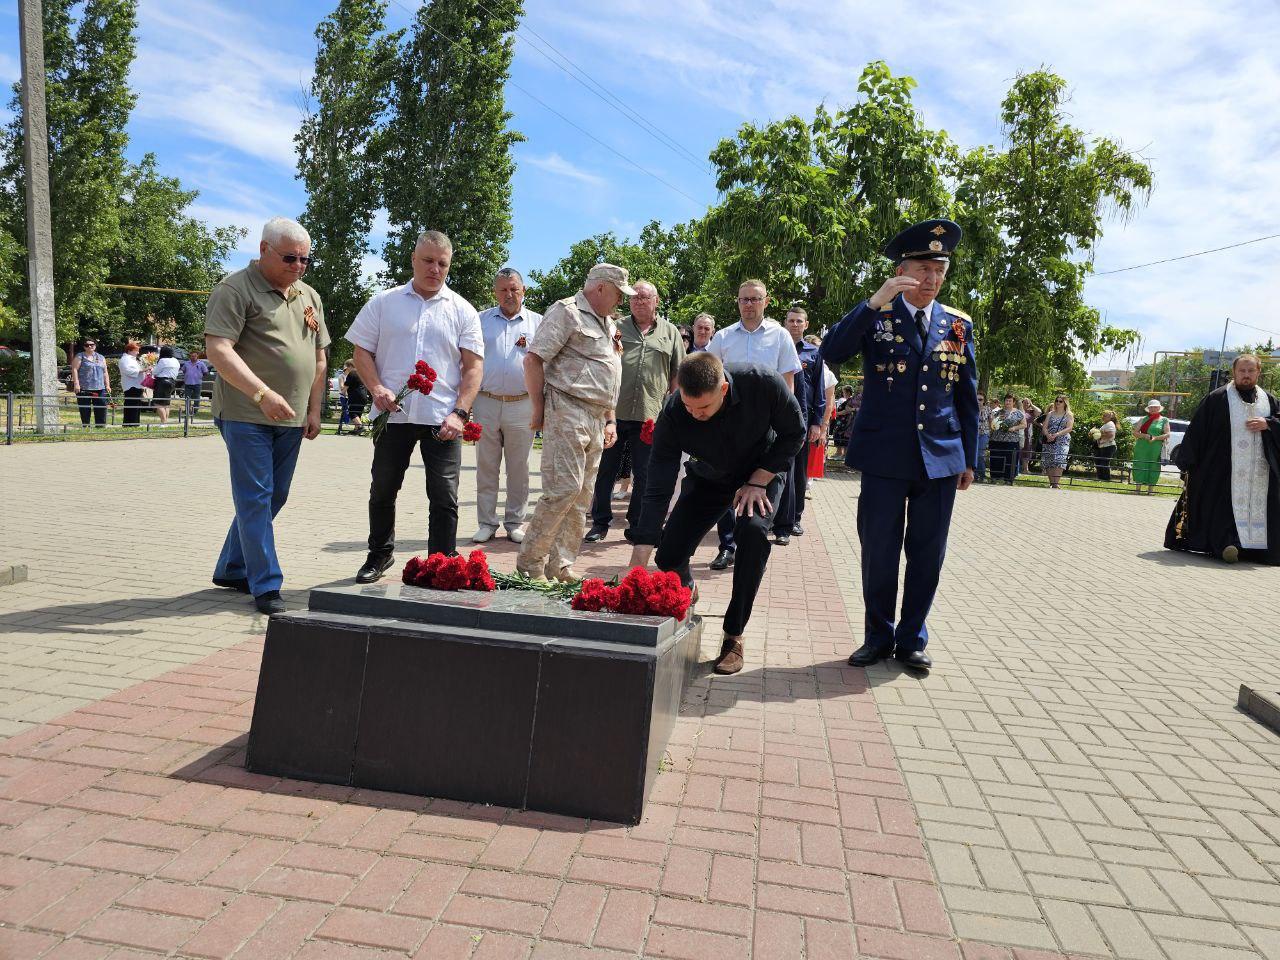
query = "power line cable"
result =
(1092, 233, 1280, 276)
(385, 0, 704, 206)
(470, 0, 710, 172)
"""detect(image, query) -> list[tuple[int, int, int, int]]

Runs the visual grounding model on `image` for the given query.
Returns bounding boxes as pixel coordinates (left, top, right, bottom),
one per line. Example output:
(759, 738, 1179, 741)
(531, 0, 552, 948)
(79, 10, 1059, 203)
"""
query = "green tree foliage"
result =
(379, 0, 524, 306)
(108, 155, 243, 347)
(524, 220, 715, 322)
(704, 62, 953, 330)
(297, 0, 401, 361)
(950, 71, 1152, 392)
(2, 0, 138, 342)
(1131, 344, 1280, 421)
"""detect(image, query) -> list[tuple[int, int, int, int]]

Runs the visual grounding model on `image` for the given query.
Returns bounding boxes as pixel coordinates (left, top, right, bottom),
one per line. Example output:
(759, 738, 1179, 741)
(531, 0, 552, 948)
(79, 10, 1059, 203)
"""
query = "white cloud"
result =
(132, 0, 312, 170)
(537, 0, 1280, 362)
(523, 151, 609, 187)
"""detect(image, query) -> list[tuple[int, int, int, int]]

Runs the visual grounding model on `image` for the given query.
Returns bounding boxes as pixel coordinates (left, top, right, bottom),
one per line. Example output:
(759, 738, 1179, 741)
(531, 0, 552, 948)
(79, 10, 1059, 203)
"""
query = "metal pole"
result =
(5, 393, 12, 445)
(1219, 317, 1231, 386)
(18, 0, 59, 434)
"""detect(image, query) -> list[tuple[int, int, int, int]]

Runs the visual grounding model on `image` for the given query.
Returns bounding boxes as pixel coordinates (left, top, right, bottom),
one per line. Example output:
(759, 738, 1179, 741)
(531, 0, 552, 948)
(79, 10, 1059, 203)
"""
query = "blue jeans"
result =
(214, 418, 304, 596)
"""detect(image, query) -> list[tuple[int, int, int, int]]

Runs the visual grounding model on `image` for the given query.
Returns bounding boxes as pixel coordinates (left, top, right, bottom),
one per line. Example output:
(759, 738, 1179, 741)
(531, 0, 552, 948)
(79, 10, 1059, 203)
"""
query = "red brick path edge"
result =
(1, 523, 1094, 959)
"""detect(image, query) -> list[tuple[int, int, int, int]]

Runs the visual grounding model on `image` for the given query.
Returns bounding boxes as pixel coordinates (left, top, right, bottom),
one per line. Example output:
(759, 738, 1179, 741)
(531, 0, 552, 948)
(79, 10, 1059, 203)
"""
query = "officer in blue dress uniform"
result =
(819, 219, 978, 673)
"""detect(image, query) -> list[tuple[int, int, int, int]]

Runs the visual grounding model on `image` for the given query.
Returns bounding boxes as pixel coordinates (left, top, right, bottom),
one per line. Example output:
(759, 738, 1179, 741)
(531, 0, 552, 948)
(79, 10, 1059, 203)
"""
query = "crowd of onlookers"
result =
(68, 338, 210, 427)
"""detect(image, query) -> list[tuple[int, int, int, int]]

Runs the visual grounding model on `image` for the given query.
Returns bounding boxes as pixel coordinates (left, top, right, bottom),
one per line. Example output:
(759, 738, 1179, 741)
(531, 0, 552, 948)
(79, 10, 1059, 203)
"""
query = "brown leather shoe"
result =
(546, 562, 579, 582)
(713, 635, 744, 675)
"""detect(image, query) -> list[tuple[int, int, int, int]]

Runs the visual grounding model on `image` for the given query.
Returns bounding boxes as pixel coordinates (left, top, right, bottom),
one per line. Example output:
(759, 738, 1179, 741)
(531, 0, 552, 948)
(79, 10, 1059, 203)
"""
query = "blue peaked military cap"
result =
(882, 218, 962, 264)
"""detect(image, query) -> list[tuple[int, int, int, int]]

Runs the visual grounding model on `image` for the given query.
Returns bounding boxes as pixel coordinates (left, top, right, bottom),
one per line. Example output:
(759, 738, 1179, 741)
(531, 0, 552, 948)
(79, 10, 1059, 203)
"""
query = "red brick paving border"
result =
(0, 522, 1095, 958)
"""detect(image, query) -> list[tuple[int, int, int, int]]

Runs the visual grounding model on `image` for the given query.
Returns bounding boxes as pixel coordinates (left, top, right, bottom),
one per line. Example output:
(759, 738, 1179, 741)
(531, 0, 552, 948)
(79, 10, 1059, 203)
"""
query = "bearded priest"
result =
(1166, 354, 1280, 564)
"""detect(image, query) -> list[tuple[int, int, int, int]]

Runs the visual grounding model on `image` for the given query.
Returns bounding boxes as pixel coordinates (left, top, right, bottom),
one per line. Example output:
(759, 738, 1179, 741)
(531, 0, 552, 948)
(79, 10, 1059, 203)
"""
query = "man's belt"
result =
(479, 390, 529, 402)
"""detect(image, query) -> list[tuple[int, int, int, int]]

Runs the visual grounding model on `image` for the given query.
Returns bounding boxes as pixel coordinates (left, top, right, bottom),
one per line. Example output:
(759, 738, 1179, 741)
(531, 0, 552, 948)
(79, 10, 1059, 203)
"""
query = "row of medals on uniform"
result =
(873, 315, 966, 392)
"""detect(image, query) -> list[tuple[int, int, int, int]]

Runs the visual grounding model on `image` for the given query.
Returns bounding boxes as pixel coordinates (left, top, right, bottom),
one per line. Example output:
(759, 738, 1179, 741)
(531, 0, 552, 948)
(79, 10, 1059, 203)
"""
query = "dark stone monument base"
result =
(246, 583, 702, 824)
(1239, 684, 1280, 738)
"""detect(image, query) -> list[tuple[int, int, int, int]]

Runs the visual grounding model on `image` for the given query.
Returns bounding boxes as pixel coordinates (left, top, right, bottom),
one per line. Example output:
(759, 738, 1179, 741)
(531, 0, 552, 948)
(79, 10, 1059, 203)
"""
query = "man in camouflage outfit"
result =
(516, 264, 628, 580)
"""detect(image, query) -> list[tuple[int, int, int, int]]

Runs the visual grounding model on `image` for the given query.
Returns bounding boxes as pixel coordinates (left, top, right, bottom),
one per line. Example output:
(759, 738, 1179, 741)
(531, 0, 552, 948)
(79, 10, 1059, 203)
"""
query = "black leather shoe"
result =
(254, 591, 286, 615)
(792, 523, 804, 536)
(895, 650, 933, 671)
(773, 533, 791, 546)
(356, 555, 394, 584)
(212, 576, 250, 593)
(847, 643, 892, 667)
(583, 527, 607, 543)
(709, 549, 735, 570)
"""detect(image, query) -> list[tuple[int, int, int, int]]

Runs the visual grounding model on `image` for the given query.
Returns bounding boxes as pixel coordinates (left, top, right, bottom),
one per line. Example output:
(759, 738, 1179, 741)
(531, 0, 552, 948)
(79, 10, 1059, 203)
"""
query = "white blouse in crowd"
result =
(1098, 421, 1116, 447)
(118, 353, 145, 391)
(153, 357, 181, 379)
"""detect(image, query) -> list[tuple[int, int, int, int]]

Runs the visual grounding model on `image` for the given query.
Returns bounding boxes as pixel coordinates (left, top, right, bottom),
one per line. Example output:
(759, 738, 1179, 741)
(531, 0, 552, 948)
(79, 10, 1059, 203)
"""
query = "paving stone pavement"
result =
(814, 471, 1280, 959)
(0, 436, 1277, 958)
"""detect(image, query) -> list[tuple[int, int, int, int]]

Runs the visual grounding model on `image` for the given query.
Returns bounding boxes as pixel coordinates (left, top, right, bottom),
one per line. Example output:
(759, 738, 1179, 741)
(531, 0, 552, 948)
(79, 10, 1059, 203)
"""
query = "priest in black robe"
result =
(1166, 354, 1280, 564)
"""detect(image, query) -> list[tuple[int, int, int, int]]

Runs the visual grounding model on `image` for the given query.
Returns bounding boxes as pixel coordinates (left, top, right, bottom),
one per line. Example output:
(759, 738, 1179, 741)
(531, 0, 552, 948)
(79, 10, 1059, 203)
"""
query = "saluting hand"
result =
(868, 276, 921, 310)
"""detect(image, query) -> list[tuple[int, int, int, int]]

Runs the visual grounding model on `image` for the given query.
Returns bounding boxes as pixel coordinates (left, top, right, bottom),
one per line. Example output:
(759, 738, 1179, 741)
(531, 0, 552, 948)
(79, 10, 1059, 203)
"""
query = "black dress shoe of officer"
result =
(254, 591, 286, 615)
(212, 576, 250, 593)
(584, 526, 608, 543)
(895, 650, 933, 671)
(847, 643, 891, 667)
(356, 555, 395, 584)
(709, 548, 735, 570)
(773, 533, 791, 546)
(792, 523, 804, 536)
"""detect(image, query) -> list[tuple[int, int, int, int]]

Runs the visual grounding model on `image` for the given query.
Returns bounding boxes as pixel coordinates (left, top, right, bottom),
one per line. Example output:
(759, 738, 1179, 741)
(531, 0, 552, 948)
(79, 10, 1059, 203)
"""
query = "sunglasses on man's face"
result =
(269, 243, 313, 267)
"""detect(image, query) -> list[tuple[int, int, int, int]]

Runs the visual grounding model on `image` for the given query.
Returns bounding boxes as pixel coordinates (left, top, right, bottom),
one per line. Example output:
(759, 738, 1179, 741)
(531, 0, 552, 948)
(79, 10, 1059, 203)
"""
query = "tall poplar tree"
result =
(297, 0, 401, 355)
(2, 0, 137, 342)
(379, 0, 524, 306)
(950, 71, 1152, 390)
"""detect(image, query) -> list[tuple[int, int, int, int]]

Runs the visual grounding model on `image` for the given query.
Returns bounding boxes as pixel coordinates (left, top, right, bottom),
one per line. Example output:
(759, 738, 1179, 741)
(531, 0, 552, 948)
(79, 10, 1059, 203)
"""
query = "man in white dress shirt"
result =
(704, 279, 801, 569)
(472, 268, 542, 544)
(347, 230, 484, 582)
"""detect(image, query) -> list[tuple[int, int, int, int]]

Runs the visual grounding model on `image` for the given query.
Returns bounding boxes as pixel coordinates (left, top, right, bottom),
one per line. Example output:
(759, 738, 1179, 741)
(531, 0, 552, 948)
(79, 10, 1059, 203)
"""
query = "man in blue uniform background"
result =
(773, 305, 825, 545)
(819, 219, 979, 673)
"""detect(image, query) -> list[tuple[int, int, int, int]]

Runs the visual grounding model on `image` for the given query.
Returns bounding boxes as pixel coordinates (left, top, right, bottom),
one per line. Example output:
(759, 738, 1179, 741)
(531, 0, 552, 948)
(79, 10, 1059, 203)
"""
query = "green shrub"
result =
(0, 351, 31, 393)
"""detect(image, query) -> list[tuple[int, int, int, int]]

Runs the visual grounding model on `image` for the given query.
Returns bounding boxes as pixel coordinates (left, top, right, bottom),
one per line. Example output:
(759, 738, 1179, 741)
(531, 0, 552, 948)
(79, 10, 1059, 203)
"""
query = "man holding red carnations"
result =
(346, 230, 484, 582)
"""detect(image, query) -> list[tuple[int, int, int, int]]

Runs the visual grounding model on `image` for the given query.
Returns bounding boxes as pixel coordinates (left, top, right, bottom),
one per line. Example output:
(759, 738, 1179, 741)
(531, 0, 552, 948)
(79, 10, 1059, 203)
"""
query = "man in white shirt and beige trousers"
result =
(472, 267, 542, 544)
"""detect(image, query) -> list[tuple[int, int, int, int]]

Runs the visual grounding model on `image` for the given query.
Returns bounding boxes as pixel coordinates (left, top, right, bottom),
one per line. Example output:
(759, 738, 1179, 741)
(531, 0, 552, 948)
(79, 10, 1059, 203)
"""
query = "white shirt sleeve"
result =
(706, 330, 726, 360)
(458, 302, 484, 357)
(345, 295, 382, 353)
(822, 364, 837, 390)
(778, 334, 801, 375)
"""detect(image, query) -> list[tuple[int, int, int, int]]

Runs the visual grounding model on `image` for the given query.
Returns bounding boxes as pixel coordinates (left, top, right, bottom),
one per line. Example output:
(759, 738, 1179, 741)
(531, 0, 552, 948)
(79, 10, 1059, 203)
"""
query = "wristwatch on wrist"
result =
(452, 407, 471, 423)
(253, 387, 269, 405)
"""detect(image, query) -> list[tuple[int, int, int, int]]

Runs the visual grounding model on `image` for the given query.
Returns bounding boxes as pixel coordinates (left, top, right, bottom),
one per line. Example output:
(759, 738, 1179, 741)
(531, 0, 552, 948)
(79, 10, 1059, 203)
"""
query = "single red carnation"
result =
(406, 373, 425, 392)
(640, 419, 655, 444)
(402, 556, 424, 585)
(463, 421, 483, 442)
(415, 360, 431, 375)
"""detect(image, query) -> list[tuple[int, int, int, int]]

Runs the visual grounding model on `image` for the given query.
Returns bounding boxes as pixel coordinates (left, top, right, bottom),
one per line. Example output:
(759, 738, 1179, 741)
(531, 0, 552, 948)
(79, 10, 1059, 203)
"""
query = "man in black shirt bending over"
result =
(627, 352, 805, 675)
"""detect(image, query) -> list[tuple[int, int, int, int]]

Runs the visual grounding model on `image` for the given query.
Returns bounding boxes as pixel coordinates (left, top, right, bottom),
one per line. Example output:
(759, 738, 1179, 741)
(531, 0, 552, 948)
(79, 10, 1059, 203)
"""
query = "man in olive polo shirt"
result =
(585, 279, 684, 542)
(204, 216, 331, 614)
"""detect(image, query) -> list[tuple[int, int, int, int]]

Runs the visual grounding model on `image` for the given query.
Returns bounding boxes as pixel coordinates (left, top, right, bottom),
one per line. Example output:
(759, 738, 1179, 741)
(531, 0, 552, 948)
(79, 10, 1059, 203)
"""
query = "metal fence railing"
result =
(3, 392, 221, 443)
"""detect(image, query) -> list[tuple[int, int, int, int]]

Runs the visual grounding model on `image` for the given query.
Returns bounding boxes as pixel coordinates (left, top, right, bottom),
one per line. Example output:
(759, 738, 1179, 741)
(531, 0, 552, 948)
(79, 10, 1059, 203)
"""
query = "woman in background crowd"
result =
(1132, 399, 1170, 494)
(989, 393, 1026, 485)
(344, 360, 369, 436)
(117, 340, 146, 427)
(151, 346, 180, 425)
(1040, 394, 1074, 489)
(182, 350, 209, 415)
(1092, 410, 1120, 481)
(70, 338, 110, 428)
(832, 385, 855, 460)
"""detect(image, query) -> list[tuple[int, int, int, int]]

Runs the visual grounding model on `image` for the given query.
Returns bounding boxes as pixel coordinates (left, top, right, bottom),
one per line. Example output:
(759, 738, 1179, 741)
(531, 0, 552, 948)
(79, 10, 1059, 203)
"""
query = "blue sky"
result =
(3, 0, 1279, 366)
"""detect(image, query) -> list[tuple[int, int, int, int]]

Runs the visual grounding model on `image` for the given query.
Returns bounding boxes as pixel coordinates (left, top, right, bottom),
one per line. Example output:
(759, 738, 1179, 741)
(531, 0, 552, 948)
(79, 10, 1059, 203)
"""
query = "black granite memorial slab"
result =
(245, 584, 701, 824)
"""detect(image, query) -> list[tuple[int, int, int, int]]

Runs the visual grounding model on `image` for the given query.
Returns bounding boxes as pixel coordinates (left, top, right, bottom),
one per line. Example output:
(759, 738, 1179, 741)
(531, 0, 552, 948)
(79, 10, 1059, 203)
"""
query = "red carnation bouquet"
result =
(462, 421, 483, 442)
(571, 567, 692, 621)
(402, 549, 496, 592)
(370, 360, 437, 441)
(639, 418, 655, 444)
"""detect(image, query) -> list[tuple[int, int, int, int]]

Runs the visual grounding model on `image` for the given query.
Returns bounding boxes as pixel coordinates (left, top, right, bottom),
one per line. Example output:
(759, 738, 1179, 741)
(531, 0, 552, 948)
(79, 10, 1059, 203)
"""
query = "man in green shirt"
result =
(585, 279, 685, 543)
(204, 216, 331, 614)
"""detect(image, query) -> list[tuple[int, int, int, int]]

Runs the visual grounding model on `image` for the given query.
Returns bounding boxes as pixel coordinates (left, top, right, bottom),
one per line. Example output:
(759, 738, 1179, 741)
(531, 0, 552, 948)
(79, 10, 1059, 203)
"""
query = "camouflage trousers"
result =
(517, 388, 608, 576)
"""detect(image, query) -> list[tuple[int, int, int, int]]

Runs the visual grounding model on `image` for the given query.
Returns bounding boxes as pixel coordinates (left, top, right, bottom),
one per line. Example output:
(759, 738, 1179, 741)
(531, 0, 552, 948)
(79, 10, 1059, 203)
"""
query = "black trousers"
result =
(76, 390, 107, 426)
(655, 471, 785, 637)
(773, 438, 811, 533)
(368, 423, 462, 559)
(988, 440, 1019, 483)
(123, 387, 144, 426)
(589, 420, 651, 533)
(1094, 445, 1116, 482)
